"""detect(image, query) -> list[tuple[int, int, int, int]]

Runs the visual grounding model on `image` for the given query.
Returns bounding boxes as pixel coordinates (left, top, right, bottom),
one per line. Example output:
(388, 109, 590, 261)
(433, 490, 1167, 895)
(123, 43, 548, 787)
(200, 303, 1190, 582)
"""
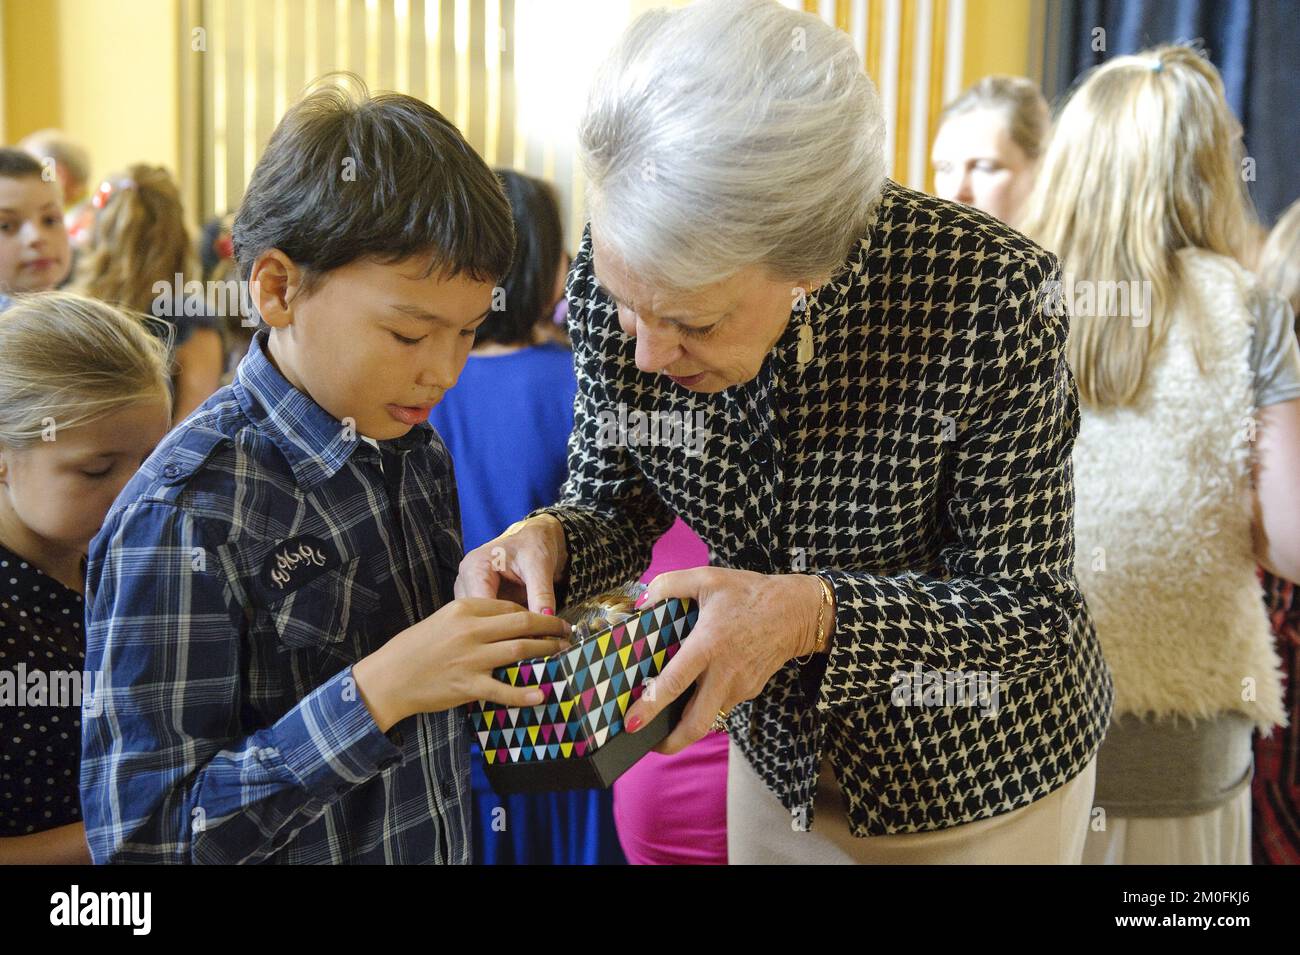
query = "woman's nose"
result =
(624, 317, 676, 374)
(632, 321, 680, 374)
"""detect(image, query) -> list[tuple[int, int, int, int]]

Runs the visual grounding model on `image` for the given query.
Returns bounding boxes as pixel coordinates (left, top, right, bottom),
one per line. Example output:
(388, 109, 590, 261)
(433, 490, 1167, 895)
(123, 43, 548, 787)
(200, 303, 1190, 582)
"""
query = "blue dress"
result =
(430, 342, 626, 865)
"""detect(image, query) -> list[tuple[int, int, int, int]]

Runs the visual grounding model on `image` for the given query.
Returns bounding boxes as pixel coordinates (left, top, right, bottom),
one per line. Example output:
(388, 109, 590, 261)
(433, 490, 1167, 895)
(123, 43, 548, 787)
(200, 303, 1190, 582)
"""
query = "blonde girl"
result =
(1022, 45, 1300, 864)
(76, 164, 225, 423)
(0, 292, 172, 863)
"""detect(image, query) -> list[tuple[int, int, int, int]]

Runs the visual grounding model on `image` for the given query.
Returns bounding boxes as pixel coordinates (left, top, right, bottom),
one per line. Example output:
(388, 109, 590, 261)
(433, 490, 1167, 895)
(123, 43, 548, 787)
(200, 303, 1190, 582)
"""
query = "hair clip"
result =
(1150, 59, 1164, 73)
(91, 177, 135, 210)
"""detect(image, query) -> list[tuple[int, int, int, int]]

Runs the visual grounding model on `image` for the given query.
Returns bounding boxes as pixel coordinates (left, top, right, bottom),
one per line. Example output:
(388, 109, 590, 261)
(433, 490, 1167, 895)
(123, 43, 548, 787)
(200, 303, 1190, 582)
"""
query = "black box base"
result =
(481, 687, 697, 794)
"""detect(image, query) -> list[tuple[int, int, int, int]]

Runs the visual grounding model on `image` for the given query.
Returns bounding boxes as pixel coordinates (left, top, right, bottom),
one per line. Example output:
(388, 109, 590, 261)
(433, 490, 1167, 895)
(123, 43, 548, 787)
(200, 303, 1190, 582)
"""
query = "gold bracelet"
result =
(795, 574, 833, 664)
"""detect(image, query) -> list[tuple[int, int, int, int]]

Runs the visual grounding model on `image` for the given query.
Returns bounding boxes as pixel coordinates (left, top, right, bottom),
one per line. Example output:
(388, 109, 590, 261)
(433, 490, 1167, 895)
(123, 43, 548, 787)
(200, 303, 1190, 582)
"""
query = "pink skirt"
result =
(613, 730, 730, 865)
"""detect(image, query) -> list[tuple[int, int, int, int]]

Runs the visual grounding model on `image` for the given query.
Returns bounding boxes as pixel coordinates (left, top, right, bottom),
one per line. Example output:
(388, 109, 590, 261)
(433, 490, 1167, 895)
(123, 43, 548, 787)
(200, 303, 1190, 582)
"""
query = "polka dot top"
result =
(0, 541, 86, 836)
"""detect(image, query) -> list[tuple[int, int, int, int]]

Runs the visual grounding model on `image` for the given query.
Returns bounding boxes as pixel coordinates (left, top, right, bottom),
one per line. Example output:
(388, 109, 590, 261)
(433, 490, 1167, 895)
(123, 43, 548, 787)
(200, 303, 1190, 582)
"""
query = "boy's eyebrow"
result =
(390, 303, 492, 325)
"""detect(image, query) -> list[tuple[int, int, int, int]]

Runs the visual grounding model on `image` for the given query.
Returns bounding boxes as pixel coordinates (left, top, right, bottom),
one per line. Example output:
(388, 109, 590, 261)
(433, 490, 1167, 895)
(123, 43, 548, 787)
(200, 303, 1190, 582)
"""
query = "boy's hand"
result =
(454, 514, 568, 613)
(353, 598, 571, 732)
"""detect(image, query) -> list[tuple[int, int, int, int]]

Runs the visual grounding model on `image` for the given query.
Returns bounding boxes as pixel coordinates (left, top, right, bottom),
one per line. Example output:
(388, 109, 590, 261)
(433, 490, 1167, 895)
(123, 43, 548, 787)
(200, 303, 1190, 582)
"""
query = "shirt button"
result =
(162, 464, 180, 478)
(390, 730, 405, 747)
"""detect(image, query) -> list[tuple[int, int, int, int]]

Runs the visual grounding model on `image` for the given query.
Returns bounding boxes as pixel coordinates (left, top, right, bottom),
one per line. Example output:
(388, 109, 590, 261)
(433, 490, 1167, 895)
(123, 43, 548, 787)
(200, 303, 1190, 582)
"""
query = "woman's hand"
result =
(624, 568, 826, 754)
(454, 514, 569, 613)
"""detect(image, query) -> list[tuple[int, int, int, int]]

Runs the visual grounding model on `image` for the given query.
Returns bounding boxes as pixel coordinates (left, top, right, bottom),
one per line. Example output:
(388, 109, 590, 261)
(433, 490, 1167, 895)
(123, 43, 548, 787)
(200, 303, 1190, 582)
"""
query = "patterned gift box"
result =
(468, 596, 698, 793)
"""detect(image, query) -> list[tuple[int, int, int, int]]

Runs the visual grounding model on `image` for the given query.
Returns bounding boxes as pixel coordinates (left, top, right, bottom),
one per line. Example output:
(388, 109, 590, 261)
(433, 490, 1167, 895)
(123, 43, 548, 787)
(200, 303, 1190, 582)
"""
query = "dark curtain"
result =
(1042, 0, 1299, 225)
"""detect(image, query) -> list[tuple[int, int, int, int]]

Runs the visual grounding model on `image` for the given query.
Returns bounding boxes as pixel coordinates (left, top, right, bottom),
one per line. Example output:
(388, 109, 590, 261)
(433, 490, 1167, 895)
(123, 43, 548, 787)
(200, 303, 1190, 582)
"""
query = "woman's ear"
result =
(806, 271, 834, 294)
(248, 249, 304, 329)
(787, 273, 832, 303)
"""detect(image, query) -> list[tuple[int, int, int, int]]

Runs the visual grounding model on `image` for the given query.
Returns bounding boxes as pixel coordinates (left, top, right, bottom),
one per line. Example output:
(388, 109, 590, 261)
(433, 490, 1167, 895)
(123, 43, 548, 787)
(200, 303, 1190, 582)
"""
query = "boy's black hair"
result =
(476, 169, 566, 347)
(232, 74, 514, 296)
(0, 148, 46, 180)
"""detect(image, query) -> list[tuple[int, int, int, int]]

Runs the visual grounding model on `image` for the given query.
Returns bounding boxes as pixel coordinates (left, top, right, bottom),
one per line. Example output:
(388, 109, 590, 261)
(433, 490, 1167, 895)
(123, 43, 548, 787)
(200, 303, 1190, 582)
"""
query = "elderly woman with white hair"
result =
(456, 0, 1112, 864)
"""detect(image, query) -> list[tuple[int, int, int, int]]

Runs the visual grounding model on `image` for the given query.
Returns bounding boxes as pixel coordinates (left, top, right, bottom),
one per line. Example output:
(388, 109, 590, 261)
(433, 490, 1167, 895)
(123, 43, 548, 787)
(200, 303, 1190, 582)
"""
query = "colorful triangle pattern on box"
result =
(467, 596, 698, 765)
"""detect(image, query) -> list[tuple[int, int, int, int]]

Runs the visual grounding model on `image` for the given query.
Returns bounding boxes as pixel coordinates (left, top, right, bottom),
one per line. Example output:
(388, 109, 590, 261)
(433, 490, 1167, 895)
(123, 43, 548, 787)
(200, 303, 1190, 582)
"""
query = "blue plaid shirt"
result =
(81, 328, 471, 864)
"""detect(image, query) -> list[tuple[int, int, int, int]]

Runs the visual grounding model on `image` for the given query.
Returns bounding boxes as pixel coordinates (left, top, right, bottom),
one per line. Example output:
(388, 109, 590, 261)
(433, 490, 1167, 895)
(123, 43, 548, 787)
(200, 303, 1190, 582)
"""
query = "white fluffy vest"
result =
(1072, 248, 1285, 731)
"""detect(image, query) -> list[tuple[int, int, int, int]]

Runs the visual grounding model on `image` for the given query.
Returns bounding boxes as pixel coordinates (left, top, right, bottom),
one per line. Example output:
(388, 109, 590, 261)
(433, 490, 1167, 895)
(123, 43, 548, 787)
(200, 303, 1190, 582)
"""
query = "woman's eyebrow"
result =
(595, 284, 716, 324)
(593, 276, 629, 309)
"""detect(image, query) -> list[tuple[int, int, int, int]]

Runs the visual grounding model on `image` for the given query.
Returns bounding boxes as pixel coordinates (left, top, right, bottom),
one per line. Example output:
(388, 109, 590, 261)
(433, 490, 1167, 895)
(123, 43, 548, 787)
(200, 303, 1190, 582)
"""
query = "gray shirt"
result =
(1248, 285, 1300, 408)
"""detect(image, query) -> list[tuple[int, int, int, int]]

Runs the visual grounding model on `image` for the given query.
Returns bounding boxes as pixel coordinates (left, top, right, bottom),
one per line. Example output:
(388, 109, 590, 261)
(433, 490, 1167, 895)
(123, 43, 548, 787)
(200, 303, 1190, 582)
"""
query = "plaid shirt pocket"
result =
(264, 557, 380, 649)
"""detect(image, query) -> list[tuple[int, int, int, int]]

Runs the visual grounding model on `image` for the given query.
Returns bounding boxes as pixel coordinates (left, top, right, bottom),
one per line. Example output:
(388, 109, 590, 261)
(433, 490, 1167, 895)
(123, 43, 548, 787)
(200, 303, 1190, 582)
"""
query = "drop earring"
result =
(794, 279, 815, 368)
(796, 321, 814, 367)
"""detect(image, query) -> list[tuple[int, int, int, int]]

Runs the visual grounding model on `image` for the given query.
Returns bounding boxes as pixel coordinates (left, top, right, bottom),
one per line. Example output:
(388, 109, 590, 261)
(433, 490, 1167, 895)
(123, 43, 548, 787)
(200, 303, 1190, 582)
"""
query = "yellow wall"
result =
(2, 0, 179, 182)
(787, 0, 1037, 192)
(0, 0, 1037, 220)
(961, 0, 1032, 85)
(2, 0, 63, 139)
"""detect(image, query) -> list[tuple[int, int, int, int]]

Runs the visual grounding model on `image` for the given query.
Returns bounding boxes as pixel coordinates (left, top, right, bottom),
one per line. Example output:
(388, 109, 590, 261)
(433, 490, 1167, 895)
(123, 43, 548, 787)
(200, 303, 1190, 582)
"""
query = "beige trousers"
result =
(726, 738, 1097, 864)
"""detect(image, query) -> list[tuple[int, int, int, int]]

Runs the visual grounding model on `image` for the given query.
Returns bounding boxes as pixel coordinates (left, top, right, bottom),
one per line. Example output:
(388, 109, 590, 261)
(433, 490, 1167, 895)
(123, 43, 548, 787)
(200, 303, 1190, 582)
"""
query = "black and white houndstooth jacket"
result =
(531, 180, 1114, 836)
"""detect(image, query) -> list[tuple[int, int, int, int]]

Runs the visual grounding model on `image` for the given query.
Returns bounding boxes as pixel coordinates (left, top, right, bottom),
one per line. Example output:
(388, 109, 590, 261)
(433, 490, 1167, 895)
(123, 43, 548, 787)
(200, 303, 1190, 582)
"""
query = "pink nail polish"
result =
(626, 714, 643, 732)
(541, 607, 554, 615)
(634, 593, 647, 608)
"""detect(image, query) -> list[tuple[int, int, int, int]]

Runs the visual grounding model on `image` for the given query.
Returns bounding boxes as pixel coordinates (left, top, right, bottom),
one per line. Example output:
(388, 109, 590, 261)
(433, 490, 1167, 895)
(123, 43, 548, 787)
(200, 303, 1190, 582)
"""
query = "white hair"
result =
(579, 0, 886, 292)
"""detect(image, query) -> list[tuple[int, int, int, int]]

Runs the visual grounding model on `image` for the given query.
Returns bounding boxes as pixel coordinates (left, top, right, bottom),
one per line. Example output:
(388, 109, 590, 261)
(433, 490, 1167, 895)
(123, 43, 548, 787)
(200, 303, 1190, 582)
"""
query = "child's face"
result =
(264, 255, 496, 440)
(931, 109, 1037, 227)
(0, 397, 172, 553)
(0, 174, 72, 292)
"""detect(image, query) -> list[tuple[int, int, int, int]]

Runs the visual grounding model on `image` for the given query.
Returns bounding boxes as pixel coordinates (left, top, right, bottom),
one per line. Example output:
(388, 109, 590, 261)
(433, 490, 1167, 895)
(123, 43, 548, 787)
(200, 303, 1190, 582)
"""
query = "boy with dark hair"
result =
(81, 79, 569, 864)
(0, 147, 72, 310)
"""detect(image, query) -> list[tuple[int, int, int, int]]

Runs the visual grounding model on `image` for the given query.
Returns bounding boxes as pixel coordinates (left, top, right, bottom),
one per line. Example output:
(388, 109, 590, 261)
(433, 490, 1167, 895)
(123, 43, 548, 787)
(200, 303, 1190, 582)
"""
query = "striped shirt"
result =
(81, 328, 471, 863)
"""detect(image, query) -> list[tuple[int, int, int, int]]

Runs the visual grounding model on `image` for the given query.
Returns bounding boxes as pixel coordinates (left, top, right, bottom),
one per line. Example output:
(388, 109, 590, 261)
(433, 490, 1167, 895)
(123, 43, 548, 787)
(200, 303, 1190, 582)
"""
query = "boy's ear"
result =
(248, 249, 305, 329)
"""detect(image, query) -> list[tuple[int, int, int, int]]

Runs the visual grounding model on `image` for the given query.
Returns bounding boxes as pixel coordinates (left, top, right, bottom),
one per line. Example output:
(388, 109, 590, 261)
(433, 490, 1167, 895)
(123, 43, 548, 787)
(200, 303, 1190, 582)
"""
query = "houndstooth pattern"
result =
(530, 180, 1113, 836)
